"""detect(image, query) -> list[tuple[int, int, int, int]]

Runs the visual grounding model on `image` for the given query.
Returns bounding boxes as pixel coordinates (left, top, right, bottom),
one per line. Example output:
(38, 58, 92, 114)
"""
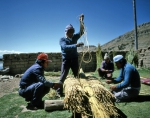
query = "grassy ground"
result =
(0, 68, 150, 118)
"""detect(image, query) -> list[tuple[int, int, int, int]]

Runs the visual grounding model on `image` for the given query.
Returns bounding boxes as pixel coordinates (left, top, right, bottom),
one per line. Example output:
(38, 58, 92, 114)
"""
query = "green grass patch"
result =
(0, 93, 71, 118)
(137, 68, 150, 78)
(0, 69, 150, 118)
(44, 71, 61, 76)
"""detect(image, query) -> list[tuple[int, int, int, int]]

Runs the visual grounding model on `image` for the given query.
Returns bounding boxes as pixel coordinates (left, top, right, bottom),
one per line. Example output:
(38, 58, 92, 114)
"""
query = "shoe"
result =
(25, 97, 31, 102)
(26, 103, 38, 110)
(37, 101, 44, 109)
(26, 101, 44, 110)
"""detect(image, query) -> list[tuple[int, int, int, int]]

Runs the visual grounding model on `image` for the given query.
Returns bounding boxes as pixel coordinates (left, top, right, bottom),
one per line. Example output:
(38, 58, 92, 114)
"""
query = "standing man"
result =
(106, 55, 141, 102)
(97, 53, 114, 79)
(57, 14, 85, 96)
(19, 53, 62, 110)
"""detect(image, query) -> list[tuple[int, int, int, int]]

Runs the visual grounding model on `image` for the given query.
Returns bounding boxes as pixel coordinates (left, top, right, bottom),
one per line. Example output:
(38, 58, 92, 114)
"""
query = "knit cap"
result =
(65, 24, 75, 33)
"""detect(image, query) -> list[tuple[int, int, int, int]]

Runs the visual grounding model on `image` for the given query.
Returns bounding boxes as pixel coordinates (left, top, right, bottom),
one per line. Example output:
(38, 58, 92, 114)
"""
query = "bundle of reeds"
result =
(64, 77, 125, 118)
(64, 78, 91, 115)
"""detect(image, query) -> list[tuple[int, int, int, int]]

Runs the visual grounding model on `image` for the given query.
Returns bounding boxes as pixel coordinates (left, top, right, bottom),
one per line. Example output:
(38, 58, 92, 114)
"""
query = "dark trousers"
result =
(97, 68, 112, 79)
(57, 58, 79, 94)
(19, 82, 50, 106)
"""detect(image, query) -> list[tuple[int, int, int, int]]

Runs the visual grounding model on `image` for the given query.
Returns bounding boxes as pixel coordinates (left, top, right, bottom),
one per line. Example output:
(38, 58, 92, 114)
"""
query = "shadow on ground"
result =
(119, 95, 150, 103)
(135, 95, 150, 102)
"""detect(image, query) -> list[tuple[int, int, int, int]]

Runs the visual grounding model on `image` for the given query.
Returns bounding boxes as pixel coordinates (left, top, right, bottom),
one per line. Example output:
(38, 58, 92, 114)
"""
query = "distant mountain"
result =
(101, 22, 150, 51)
(77, 45, 97, 52)
(78, 22, 150, 52)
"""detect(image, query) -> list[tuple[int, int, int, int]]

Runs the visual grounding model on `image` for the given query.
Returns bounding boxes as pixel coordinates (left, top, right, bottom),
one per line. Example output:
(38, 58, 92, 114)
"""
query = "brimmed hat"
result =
(113, 55, 123, 62)
(65, 24, 75, 33)
(37, 53, 52, 62)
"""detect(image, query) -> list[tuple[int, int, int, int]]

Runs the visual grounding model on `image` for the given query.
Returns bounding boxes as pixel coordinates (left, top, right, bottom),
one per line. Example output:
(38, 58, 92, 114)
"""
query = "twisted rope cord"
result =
(76, 17, 92, 79)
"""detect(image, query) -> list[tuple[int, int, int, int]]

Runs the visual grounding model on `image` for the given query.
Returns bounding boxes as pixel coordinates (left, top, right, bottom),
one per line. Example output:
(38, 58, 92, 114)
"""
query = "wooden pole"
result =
(133, 0, 138, 50)
(44, 100, 64, 111)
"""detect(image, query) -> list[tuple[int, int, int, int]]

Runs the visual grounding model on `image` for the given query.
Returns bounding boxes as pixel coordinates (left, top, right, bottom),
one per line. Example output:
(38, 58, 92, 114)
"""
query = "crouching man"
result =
(106, 55, 141, 102)
(97, 53, 114, 79)
(19, 53, 62, 110)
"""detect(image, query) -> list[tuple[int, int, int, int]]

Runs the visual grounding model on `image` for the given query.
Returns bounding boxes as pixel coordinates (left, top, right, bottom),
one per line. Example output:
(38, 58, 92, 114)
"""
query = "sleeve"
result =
(33, 68, 54, 88)
(116, 68, 132, 89)
(101, 61, 105, 69)
(80, 21, 84, 36)
(59, 38, 77, 52)
(72, 32, 81, 42)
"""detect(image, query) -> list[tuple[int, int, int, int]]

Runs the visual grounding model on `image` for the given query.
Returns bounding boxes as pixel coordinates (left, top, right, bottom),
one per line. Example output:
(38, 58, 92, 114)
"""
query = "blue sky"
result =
(0, 0, 150, 56)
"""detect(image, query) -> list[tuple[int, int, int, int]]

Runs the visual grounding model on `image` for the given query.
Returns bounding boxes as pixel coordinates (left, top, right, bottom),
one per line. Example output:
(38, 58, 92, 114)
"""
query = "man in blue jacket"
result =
(106, 55, 141, 102)
(57, 14, 84, 96)
(19, 53, 62, 110)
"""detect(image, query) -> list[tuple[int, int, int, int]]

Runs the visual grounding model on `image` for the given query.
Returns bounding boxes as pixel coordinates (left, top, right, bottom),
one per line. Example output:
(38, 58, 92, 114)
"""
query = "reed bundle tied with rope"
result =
(63, 76, 125, 118)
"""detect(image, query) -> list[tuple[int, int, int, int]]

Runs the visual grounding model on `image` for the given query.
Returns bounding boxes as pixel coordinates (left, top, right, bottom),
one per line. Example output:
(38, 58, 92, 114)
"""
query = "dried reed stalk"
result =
(64, 77, 122, 118)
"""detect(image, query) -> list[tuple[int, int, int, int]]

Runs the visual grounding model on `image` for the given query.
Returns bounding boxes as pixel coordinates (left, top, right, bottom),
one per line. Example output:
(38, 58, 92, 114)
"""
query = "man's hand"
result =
(79, 14, 84, 22)
(106, 79, 112, 84)
(79, 14, 84, 35)
(76, 42, 84, 47)
(110, 85, 117, 91)
(53, 83, 63, 90)
(105, 70, 109, 72)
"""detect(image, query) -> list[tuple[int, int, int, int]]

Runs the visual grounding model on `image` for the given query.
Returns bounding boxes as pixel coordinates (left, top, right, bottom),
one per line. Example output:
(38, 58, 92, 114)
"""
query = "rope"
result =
(77, 16, 93, 78)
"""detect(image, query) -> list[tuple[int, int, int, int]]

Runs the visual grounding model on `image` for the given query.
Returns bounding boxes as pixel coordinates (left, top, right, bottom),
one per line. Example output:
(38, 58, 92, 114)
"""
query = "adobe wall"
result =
(3, 52, 96, 75)
(102, 46, 150, 69)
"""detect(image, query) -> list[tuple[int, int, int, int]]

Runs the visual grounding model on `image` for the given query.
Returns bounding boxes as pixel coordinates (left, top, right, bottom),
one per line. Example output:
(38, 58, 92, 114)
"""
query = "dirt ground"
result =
(0, 75, 59, 98)
(0, 76, 21, 98)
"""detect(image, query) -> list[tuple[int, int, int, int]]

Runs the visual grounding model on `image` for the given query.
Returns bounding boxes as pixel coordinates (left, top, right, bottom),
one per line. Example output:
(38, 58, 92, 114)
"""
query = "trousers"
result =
(19, 82, 50, 106)
(112, 87, 140, 102)
(57, 57, 79, 94)
(97, 68, 113, 79)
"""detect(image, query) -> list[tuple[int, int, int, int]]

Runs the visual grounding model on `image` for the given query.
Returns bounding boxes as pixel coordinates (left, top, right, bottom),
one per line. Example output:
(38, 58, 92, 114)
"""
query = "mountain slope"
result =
(101, 22, 150, 51)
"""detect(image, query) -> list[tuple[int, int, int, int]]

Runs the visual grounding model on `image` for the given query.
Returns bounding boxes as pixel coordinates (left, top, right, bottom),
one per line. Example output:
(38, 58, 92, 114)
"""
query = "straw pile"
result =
(63, 76, 125, 118)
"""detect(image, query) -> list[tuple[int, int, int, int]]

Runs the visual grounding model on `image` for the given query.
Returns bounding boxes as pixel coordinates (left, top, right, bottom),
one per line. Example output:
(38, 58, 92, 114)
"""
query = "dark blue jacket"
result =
(114, 63, 141, 89)
(101, 60, 114, 73)
(19, 63, 53, 88)
(59, 32, 81, 59)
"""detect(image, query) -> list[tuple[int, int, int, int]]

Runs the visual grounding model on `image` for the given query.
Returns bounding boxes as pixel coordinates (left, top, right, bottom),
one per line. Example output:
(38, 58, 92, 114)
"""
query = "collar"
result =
(65, 34, 72, 40)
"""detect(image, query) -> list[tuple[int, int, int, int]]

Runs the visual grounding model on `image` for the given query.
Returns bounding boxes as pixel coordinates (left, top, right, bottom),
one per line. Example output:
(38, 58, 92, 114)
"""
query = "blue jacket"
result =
(19, 63, 53, 88)
(59, 32, 81, 59)
(114, 63, 141, 89)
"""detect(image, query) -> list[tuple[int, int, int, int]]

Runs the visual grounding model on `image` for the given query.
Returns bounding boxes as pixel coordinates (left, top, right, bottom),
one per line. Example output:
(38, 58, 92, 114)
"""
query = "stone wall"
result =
(102, 46, 150, 69)
(3, 52, 96, 75)
(2, 47, 150, 75)
(138, 46, 150, 68)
